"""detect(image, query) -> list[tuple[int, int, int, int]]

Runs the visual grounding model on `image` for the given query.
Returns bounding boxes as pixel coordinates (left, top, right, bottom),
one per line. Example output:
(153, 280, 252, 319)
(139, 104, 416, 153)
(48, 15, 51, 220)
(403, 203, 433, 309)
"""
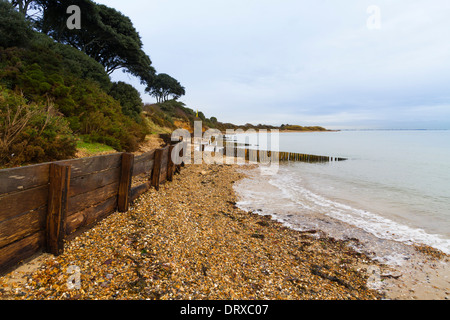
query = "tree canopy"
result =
(0, 0, 34, 48)
(1, 0, 192, 163)
(24, 0, 155, 84)
(145, 73, 185, 103)
(7, 0, 183, 104)
(8, 0, 37, 15)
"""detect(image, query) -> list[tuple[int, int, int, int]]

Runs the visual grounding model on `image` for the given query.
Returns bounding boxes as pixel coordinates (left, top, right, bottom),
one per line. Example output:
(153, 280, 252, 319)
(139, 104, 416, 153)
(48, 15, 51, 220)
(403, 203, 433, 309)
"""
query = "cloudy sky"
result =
(95, 0, 450, 129)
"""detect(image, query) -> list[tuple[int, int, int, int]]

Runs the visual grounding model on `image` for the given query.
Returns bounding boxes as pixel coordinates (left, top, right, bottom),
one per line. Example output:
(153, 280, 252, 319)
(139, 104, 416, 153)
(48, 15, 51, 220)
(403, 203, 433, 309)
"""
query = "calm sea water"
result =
(233, 130, 450, 261)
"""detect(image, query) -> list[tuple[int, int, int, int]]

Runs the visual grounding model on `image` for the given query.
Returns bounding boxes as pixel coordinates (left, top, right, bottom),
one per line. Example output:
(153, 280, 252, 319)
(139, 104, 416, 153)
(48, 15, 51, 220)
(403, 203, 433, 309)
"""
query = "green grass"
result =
(76, 140, 116, 156)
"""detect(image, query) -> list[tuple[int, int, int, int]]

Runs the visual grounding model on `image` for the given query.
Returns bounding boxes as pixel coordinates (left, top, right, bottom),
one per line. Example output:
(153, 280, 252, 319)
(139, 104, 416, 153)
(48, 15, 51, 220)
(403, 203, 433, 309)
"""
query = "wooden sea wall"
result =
(0, 139, 344, 275)
(0, 142, 184, 275)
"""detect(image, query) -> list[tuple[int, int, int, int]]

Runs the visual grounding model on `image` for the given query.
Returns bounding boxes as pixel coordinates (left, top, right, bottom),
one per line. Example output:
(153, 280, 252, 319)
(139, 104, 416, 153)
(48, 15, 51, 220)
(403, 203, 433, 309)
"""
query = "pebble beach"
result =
(1, 160, 448, 301)
(0, 162, 388, 300)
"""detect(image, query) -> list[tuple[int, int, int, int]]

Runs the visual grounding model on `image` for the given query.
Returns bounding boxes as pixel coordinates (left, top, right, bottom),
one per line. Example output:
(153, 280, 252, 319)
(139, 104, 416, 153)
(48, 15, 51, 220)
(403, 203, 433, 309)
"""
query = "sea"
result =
(231, 130, 450, 265)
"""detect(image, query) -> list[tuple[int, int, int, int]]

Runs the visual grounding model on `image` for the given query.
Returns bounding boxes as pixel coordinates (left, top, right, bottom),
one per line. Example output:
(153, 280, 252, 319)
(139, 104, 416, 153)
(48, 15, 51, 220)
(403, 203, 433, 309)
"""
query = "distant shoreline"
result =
(278, 129, 340, 133)
(222, 130, 339, 135)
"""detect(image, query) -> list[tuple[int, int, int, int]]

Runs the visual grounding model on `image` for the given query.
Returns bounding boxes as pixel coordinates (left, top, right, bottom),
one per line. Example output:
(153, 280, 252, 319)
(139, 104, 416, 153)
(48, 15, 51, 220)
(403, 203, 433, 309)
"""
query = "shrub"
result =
(0, 45, 149, 155)
(108, 81, 144, 122)
(0, 0, 34, 48)
(0, 88, 77, 166)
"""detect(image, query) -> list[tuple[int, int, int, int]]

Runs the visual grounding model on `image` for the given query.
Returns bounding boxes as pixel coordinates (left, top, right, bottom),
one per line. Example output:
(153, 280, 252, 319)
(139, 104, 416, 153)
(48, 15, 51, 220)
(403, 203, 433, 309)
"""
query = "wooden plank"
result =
(69, 167, 121, 197)
(0, 152, 121, 195)
(161, 147, 169, 181)
(67, 182, 119, 216)
(46, 164, 71, 256)
(167, 145, 175, 182)
(134, 150, 155, 164)
(160, 166, 168, 184)
(117, 153, 134, 213)
(0, 231, 45, 275)
(249, 149, 258, 163)
(160, 147, 169, 183)
(236, 147, 244, 159)
(151, 149, 164, 191)
(66, 195, 117, 236)
(132, 159, 154, 177)
(0, 206, 46, 249)
(57, 153, 122, 178)
(0, 163, 49, 195)
(130, 182, 151, 203)
(160, 147, 169, 167)
(0, 185, 48, 223)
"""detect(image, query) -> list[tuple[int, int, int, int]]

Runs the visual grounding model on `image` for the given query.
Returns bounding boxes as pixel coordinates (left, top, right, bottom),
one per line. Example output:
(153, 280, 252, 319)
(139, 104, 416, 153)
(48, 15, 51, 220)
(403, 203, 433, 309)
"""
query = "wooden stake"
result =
(167, 145, 175, 182)
(151, 148, 164, 191)
(46, 164, 71, 256)
(118, 153, 134, 212)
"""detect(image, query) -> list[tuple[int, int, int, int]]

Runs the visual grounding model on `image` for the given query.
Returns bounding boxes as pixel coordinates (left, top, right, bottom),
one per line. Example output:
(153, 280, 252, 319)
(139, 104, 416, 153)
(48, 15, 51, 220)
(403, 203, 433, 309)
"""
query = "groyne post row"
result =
(0, 142, 184, 275)
(221, 145, 347, 163)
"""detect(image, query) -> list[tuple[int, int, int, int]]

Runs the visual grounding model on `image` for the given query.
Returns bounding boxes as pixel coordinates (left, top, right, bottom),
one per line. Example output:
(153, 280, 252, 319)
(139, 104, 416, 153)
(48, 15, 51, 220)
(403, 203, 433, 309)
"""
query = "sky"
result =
(95, 0, 450, 129)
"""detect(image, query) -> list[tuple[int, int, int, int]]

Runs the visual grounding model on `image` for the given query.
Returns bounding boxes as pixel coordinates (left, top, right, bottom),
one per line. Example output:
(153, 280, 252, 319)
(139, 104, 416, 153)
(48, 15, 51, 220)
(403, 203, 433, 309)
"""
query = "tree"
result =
(95, 5, 155, 80)
(8, 0, 37, 15)
(109, 81, 143, 122)
(145, 73, 185, 103)
(36, 0, 155, 84)
(0, 0, 34, 48)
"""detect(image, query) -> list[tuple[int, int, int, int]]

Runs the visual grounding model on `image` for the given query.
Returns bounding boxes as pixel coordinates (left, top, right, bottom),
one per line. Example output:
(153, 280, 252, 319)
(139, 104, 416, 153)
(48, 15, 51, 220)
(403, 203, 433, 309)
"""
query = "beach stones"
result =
(0, 163, 385, 300)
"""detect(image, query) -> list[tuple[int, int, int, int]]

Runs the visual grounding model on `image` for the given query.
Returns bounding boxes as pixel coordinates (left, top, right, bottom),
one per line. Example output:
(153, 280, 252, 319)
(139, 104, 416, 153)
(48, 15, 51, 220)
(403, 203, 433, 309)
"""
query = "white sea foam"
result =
(235, 167, 450, 266)
(268, 170, 450, 255)
(234, 131, 450, 262)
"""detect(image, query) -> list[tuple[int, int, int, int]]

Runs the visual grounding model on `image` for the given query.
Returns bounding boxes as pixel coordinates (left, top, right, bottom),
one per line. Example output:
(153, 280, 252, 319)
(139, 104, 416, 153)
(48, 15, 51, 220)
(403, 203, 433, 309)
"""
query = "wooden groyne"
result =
(220, 145, 347, 163)
(218, 135, 347, 163)
(0, 142, 185, 275)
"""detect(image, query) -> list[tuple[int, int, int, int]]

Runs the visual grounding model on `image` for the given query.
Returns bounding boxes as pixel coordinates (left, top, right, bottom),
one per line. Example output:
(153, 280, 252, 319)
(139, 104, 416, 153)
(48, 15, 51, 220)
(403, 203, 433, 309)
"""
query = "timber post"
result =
(118, 153, 134, 213)
(151, 148, 164, 191)
(167, 145, 176, 181)
(46, 163, 71, 256)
